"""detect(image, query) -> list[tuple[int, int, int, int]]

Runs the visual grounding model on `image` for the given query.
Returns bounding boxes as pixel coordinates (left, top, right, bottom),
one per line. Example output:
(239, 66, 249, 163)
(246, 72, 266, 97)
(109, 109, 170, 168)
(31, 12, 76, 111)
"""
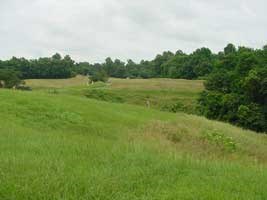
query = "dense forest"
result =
(0, 43, 267, 133)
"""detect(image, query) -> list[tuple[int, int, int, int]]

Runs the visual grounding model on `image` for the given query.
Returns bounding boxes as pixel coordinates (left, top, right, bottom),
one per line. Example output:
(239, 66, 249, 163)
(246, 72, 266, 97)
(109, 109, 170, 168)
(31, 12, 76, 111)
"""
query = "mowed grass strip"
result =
(0, 89, 267, 199)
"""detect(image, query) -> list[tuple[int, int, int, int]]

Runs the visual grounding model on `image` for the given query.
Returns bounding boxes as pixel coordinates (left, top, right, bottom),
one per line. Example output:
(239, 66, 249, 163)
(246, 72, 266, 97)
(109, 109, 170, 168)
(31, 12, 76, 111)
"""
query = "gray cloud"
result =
(0, 0, 266, 62)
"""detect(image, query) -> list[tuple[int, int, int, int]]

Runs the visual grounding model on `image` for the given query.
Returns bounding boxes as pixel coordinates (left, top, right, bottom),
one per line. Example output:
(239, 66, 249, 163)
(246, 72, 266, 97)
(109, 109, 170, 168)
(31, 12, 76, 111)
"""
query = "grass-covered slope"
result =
(26, 76, 204, 114)
(0, 89, 267, 199)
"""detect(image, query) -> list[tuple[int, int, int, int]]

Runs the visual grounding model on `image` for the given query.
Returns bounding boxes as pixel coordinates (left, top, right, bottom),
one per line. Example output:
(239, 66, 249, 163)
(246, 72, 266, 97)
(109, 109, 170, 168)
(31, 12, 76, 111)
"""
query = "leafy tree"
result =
(204, 70, 232, 93)
(224, 43, 236, 55)
(237, 104, 266, 132)
(0, 69, 21, 88)
(89, 70, 109, 83)
(52, 53, 62, 60)
(152, 51, 174, 77)
(199, 46, 267, 133)
(75, 62, 92, 75)
(198, 91, 223, 119)
(103, 57, 114, 76)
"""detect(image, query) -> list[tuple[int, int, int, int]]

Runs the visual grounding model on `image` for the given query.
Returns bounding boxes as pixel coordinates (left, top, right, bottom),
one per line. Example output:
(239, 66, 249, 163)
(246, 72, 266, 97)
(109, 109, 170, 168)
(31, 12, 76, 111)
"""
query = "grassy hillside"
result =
(0, 89, 267, 199)
(25, 75, 89, 89)
(26, 76, 204, 114)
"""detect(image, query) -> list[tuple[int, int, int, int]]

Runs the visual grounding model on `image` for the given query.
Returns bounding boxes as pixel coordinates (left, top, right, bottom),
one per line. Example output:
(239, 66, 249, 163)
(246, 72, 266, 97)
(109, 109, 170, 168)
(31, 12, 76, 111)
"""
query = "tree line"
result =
(1, 44, 266, 82)
(1, 44, 263, 81)
(0, 53, 75, 80)
(76, 47, 214, 79)
(0, 46, 218, 81)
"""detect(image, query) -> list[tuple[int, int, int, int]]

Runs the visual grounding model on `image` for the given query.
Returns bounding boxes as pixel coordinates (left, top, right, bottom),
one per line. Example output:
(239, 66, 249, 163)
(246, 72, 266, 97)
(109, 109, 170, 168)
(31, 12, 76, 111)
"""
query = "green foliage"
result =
(224, 43, 236, 55)
(0, 69, 21, 88)
(202, 130, 237, 152)
(84, 47, 215, 80)
(89, 70, 109, 83)
(199, 45, 267, 133)
(0, 53, 75, 79)
(204, 70, 232, 93)
(85, 89, 124, 103)
(161, 102, 195, 114)
(237, 104, 266, 132)
(198, 91, 223, 119)
(1, 43, 266, 82)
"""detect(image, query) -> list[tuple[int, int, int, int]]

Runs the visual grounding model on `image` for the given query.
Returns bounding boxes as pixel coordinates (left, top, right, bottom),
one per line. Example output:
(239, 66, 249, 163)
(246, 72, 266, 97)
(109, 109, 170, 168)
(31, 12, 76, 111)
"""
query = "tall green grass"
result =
(0, 89, 267, 199)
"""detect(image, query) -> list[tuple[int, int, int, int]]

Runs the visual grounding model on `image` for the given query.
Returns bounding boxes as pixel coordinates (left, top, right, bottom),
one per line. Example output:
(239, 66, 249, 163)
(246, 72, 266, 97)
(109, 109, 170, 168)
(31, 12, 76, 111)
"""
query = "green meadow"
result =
(26, 76, 204, 114)
(0, 77, 266, 199)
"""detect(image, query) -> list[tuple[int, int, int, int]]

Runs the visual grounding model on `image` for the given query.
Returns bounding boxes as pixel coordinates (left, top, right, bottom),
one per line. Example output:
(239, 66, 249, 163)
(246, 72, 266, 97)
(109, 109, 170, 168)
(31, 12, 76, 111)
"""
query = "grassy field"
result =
(26, 76, 204, 113)
(0, 89, 267, 199)
(1, 77, 266, 199)
(25, 75, 89, 89)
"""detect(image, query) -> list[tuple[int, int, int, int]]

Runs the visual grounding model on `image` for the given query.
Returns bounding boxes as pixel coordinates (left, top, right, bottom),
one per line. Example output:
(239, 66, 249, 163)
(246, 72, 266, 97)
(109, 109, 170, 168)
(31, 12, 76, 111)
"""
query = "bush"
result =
(16, 85, 32, 91)
(198, 91, 223, 119)
(0, 69, 22, 88)
(204, 70, 232, 93)
(237, 104, 266, 132)
(89, 70, 109, 83)
(202, 130, 237, 152)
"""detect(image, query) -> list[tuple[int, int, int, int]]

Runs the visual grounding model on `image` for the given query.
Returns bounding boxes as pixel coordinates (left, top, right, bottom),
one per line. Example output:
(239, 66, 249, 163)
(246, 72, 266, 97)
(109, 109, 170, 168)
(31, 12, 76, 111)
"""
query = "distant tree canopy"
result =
(0, 47, 217, 80)
(0, 44, 257, 81)
(198, 44, 267, 133)
(0, 53, 75, 79)
(1, 45, 266, 83)
(73, 47, 216, 80)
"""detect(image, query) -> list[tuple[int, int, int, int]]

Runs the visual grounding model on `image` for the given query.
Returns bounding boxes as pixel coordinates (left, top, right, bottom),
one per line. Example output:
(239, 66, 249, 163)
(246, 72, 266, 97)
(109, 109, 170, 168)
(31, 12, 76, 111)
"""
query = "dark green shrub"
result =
(198, 91, 223, 119)
(0, 69, 22, 88)
(237, 104, 266, 132)
(89, 70, 109, 83)
(16, 85, 32, 91)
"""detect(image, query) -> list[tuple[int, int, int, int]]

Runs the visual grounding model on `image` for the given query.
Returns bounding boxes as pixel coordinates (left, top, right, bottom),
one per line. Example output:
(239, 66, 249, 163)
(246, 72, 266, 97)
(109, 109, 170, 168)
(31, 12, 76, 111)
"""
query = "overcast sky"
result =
(0, 0, 266, 62)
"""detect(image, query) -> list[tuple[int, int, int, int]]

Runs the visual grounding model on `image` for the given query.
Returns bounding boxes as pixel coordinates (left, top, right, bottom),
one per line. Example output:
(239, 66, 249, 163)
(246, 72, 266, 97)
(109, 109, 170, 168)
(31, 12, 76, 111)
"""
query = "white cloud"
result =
(0, 0, 266, 62)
